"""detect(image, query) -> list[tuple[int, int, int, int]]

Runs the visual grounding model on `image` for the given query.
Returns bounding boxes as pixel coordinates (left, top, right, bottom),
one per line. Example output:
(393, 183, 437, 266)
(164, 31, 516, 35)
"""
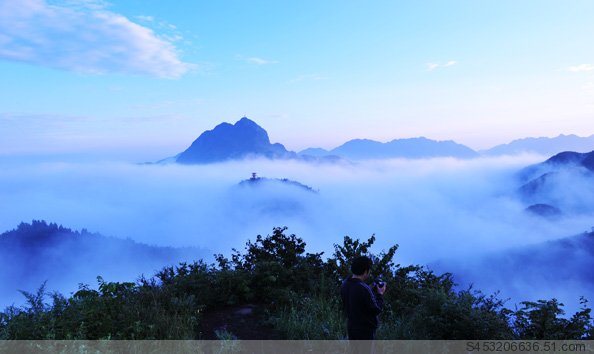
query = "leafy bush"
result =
(513, 297, 593, 339)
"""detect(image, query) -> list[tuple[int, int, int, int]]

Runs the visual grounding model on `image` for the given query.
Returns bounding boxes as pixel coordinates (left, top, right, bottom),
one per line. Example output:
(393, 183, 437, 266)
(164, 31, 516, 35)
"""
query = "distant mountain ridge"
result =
(169, 116, 594, 163)
(304, 134, 594, 159)
(299, 137, 478, 160)
(324, 137, 478, 160)
(171, 117, 482, 164)
(482, 134, 594, 156)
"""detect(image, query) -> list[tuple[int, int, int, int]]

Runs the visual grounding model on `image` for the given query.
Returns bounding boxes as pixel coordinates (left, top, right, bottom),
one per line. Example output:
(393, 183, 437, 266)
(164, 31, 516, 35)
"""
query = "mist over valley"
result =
(2, 119, 594, 314)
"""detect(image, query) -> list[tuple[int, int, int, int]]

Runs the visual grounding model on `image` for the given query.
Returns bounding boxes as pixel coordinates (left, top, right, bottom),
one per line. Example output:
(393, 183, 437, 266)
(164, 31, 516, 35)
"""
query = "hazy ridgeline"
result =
(1, 155, 594, 313)
(0, 221, 208, 309)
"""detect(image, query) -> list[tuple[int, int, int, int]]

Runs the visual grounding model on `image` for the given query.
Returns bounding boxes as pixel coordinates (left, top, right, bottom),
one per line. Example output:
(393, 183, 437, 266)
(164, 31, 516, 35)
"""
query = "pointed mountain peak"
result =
(175, 117, 293, 164)
(233, 116, 267, 133)
(236, 116, 257, 125)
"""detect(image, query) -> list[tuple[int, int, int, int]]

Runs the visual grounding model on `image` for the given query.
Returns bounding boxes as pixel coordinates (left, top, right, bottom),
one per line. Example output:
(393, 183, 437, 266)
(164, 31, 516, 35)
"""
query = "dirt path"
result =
(199, 304, 282, 339)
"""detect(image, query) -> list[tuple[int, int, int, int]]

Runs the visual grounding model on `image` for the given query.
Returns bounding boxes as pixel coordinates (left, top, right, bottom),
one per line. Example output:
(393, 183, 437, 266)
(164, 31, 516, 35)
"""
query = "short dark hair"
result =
(351, 256, 373, 276)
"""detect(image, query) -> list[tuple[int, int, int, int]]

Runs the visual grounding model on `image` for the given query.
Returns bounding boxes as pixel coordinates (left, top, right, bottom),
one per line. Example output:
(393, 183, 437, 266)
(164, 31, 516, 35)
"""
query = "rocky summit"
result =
(176, 117, 294, 164)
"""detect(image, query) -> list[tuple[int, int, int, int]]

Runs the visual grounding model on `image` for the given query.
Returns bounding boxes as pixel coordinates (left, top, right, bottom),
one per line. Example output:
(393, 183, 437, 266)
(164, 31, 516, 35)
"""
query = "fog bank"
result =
(1, 154, 593, 310)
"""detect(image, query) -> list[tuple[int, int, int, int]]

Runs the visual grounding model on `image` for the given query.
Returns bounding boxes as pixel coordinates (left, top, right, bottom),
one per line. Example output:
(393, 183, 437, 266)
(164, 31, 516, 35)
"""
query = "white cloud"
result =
(426, 60, 458, 71)
(0, 0, 192, 78)
(567, 64, 594, 73)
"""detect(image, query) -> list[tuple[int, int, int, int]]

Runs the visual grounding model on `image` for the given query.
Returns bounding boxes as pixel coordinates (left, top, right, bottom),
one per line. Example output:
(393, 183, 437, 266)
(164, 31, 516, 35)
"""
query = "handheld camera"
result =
(373, 279, 385, 288)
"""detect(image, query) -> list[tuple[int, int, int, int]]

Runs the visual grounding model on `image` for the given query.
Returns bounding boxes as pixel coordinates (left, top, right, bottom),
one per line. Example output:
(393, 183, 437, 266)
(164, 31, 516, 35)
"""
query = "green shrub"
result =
(1, 226, 592, 340)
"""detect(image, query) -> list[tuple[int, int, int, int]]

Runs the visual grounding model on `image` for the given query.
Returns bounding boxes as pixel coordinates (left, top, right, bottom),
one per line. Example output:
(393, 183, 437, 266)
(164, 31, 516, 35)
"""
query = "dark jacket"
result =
(341, 277, 384, 332)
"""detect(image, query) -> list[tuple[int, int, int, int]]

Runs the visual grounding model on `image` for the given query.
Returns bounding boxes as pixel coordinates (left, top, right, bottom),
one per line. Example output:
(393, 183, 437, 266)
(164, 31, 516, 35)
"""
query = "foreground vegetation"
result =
(1, 227, 592, 339)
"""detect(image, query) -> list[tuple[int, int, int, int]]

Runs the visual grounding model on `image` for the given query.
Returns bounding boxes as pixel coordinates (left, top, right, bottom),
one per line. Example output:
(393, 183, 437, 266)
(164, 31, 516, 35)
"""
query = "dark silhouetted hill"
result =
(516, 150, 594, 216)
(226, 175, 319, 217)
(519, 150, 594, 189)
(525, 203, 562, 219)
(238, 176, 318, 193)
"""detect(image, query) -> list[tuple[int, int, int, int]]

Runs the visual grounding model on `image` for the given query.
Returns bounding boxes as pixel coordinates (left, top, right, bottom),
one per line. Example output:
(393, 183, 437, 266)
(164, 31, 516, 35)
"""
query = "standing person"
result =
(340, 255, 387, 340)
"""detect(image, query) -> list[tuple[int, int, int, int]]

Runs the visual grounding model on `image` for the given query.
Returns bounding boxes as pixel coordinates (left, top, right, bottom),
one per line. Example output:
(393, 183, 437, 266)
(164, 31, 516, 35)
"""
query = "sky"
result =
(2, 1, 594, 312)
(1, 0, 594, 160)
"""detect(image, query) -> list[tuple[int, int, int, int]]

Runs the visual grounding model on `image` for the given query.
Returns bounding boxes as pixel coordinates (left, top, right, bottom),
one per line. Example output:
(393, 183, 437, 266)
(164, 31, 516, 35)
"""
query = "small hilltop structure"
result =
(239, 173, 318, 193)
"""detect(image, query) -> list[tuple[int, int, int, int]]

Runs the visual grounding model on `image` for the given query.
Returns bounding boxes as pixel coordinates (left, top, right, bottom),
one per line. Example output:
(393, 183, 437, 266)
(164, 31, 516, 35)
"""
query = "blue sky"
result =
(1, 0, 594, 159)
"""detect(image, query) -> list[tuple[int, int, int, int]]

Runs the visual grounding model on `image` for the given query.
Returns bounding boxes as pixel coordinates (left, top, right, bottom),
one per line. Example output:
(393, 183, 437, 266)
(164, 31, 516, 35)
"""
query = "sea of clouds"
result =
(1, 155, 593, 312)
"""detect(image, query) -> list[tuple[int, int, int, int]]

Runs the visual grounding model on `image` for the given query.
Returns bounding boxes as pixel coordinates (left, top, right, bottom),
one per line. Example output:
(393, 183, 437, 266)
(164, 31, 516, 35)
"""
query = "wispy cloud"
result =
(236, 55, 278, 65)
(567, 64, 594, 73)
(247, 57, 277, 65)
(426, 60, 458, 72)
(52, 0, 110, 11)
(0, 0, 193, 78)
(135, 15, 155, 22)
(288, 74, 328, 83)
(426, 63, 440, 71)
